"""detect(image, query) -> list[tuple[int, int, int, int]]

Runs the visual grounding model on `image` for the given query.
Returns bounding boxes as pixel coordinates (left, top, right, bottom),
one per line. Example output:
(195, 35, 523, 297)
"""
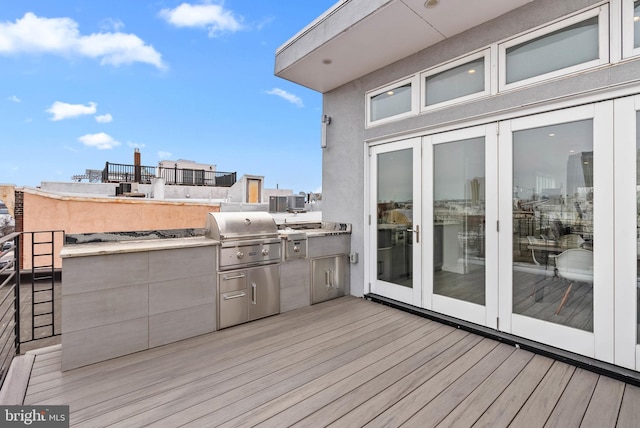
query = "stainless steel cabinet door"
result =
(248, 264, 280, 321)
(312, 255, 345, 304)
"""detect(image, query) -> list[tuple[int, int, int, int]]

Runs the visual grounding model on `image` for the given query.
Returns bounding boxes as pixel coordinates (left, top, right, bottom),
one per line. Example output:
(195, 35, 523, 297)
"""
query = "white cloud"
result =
(78, 132, 121, 149)
(95, 113, 113, 123)
(158, 151, 173, 159)
(100, 18, 124, 32)
(265, 88, 303, 108)
(127, 142, 145, 148)
(159, 2, 243, 37)
(0, 12, 165, 69)
(47, 101, 96, 121)
(7, 95, 20, 103)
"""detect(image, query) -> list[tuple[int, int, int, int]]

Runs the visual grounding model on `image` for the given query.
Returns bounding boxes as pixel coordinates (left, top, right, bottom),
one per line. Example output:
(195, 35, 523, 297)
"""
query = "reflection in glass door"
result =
(433, 137, 486, 306)
(377, 149, 413, 288)
(425, 125, 497, 327)
(500, 103, 614, 359)
(512, 120, 594, 331)
(370, 139, 421, 305)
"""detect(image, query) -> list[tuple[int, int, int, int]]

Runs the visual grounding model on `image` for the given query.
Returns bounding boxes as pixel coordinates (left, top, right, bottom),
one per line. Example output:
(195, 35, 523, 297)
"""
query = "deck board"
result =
(435, 348, 536, 427)
(580, 376, 625, 428)
(214, 320, 450, 428)
(402, 343, 516, 428)
(509, 360, 576, 427)
(297, 329, 475, 427)
(19, 296, 639, 427)
(84, 306, 415, 427)
(544, 368, 598, 427)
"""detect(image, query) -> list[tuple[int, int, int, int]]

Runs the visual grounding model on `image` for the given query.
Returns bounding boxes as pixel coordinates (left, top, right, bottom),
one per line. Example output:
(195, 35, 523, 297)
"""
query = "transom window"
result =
(366, 5, 615, 128)
(367, 77, 418, 126)
(499, 7, 608, 90)
(421, 50, 490, 111)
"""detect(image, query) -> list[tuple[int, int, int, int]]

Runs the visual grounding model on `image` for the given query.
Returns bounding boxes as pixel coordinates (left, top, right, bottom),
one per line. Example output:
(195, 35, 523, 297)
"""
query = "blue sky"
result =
(0, 1, 336, 194)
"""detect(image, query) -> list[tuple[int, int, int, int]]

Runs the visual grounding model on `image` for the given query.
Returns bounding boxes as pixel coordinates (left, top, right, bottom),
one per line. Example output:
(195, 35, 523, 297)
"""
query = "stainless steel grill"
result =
(205, 212, 281, 329)
(206, 212, 281, 270)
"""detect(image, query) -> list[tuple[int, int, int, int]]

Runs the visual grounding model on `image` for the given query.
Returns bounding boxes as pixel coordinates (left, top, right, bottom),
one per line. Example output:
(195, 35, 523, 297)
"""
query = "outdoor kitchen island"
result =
(59, 217, 351, 370)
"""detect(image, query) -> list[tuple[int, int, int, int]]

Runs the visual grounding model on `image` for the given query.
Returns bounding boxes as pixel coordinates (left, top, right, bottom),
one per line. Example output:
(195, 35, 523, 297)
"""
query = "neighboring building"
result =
(277, 0, 640, 372)
(0, 201, 14, 236)
(157, 159, 217, 186)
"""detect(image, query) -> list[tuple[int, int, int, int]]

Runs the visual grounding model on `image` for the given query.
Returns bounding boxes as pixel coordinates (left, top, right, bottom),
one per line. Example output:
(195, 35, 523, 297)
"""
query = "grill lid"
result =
(205, 212, 278, 241)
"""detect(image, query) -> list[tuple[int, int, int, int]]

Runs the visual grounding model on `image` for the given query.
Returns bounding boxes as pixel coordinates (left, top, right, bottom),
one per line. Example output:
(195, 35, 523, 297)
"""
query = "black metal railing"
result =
(156, 167, 236, 187)
(0, 230, 64, 390)
(0, 232, 19, 389)
(102, 162, 155, 184)
(102, 162, 236, 187)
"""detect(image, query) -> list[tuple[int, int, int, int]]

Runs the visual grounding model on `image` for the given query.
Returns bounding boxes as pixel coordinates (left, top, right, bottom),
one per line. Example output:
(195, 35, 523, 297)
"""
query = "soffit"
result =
(275, 0, 533, 93)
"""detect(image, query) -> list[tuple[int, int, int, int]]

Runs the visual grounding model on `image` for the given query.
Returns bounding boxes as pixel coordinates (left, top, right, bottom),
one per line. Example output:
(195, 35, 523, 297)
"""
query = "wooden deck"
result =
(23, 296, 640, 427)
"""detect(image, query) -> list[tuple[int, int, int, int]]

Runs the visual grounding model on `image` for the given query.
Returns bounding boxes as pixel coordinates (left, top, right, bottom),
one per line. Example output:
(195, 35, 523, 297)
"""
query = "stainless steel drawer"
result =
(219, 271, 247, 293)
(219, 289, 248, 329)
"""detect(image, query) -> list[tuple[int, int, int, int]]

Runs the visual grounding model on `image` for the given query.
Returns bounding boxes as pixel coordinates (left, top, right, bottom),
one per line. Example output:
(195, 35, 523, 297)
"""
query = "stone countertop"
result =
(278, 221, 351, 238)
(305, 229, 351, 237)
(60, 236, 218, 258)
(61, 220, 351, 258)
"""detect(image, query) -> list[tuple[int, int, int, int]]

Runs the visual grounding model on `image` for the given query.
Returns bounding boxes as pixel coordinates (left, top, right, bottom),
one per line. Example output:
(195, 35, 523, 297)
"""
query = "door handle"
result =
(408, 225, 419, 243)
(251, 283, 257, 304)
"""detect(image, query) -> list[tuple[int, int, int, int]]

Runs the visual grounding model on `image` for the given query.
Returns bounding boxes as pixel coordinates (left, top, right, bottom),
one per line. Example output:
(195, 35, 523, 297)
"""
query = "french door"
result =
(423, 124, 498, 328)
(498, 103, 614, 360)
(369, 138, 422, 306)
(614, 94, 640, 370)
(369, 101, 625, 363)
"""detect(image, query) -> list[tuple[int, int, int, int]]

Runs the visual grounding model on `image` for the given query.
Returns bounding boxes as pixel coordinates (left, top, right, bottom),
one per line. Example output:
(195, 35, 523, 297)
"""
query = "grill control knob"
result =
(236, 251, 244, 259)
(261, 248, 269, 256)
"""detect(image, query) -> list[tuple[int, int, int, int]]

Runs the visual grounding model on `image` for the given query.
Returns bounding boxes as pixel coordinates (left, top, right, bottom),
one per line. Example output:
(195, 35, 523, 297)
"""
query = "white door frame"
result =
(498, 102, 615, 360)
(422, 124, 499, 328)
(613, 94, 640, 370)
(368, 137, 422, 306)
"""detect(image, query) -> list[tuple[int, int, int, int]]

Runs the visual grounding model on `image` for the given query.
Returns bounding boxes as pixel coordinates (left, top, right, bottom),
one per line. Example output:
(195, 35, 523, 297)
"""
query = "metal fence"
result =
(0, 233, 19, 389)
(102, 162, 237, 187)
(156, 167, 236, 187)
(0, 231, 63, 390)
(101, 162, 155, 184)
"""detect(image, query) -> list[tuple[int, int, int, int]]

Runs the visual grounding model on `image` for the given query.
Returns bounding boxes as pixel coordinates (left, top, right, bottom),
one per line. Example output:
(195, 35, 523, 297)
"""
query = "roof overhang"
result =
(275, 0, 534, 93)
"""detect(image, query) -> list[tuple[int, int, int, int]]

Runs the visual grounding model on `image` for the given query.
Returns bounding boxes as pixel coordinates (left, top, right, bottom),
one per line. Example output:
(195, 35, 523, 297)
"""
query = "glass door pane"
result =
(433, 137, 485, 305)
(377, 149, 414, 288)
(512, 119, 594, 331)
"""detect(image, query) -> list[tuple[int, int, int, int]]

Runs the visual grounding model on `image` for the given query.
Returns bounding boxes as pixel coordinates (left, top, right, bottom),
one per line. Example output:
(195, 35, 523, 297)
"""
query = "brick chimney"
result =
(134, 148, 141, 183)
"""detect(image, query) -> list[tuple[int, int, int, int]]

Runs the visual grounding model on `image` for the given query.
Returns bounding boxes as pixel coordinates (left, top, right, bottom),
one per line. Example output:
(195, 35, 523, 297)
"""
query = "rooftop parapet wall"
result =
(19, 187, 221, 269)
